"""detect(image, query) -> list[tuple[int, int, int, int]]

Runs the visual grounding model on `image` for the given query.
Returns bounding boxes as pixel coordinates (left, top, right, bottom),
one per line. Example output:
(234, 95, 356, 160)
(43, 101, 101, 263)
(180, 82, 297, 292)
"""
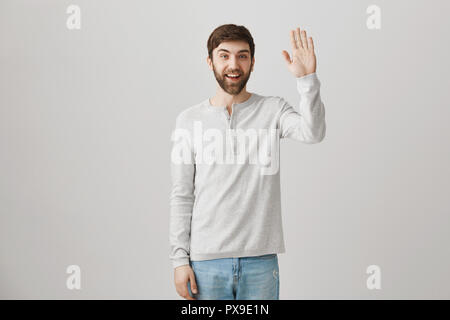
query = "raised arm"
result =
(279, 27, 326, 143)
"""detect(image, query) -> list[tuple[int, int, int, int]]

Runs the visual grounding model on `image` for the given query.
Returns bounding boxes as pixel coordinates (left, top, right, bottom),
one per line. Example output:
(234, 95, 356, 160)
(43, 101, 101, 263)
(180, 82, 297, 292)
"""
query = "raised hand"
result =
(282, 27, 317, 78)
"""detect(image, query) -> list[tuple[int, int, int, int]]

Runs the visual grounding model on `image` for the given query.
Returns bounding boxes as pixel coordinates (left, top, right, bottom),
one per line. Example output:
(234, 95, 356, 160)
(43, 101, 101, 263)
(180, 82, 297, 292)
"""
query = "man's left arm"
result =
(279, 27, 326, 143)
(279, 72, 326, 143)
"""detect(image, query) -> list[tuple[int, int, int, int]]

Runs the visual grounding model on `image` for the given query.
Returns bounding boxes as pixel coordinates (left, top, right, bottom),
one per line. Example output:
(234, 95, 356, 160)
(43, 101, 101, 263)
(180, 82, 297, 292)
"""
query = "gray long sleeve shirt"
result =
(169, 72, 326, 269)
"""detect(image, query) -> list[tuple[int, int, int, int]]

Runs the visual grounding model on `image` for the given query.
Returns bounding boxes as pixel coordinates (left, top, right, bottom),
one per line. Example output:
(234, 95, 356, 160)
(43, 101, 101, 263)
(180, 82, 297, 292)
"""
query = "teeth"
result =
(227, 74, 240, 78)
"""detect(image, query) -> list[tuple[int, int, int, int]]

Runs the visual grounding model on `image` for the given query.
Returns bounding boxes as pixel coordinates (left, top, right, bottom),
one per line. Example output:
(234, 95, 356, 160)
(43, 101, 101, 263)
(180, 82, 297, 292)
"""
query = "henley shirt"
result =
(169, 72, 326, 269)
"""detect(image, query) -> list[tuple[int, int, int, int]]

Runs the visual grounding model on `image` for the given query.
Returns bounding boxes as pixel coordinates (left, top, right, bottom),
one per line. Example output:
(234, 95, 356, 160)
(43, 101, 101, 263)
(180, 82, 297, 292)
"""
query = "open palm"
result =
(282, 27, 317, 78)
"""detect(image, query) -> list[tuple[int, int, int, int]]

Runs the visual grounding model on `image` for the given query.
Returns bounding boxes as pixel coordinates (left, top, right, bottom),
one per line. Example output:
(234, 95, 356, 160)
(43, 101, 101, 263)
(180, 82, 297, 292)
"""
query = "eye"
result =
(239, 55, 248, 59)
(220, 54, 228, 58)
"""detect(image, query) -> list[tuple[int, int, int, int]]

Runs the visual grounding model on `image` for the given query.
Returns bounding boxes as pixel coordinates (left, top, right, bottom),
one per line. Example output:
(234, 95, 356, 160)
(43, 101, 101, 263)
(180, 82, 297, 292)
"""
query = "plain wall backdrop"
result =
(1, 0, 449, 299)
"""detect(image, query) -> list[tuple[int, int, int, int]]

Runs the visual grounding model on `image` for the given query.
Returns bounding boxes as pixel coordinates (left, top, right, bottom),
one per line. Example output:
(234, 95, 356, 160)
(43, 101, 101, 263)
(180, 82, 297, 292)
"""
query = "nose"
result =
(228, 56, 239, 69)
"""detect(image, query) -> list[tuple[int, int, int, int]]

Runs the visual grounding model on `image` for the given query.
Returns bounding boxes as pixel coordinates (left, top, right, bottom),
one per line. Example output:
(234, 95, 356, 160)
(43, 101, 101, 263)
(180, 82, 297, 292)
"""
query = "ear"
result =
(206, 56, 213, 70)
(251, 56, 255, 72)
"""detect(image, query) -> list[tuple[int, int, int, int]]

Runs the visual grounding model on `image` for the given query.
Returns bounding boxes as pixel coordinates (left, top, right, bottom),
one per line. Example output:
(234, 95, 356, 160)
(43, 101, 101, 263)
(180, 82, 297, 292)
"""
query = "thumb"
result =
(189, 272, 198, 294)
(282, 50, 291, 65)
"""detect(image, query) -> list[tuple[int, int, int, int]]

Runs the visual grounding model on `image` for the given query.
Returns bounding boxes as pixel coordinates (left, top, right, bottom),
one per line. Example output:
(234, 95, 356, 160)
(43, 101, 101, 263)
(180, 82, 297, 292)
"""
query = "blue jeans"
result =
(187, 254, 279, 300)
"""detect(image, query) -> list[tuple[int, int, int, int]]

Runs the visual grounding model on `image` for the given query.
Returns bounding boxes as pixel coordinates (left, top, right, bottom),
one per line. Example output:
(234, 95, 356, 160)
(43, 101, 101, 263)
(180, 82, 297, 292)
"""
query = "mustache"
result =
(224, 71, 242, 75)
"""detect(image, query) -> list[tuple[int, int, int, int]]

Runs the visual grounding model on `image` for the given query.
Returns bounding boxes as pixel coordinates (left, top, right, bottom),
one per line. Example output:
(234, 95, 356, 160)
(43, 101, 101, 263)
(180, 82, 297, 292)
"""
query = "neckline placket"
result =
(205, 93, 257, 158)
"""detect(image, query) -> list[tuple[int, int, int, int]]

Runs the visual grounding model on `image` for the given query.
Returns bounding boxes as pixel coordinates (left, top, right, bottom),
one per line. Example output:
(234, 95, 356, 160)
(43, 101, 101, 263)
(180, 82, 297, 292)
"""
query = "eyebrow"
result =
(217, 49, 250, 54)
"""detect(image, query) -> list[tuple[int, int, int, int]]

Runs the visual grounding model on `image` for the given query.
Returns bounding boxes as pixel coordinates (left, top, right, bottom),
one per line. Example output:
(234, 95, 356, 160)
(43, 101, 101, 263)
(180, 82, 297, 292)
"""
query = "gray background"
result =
(1, 0, 449, 299)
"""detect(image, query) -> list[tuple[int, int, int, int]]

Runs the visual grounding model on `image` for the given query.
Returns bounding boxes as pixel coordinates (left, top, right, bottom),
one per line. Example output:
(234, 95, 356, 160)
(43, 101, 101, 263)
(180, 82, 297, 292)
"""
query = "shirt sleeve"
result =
(278, 72, 326, 143)
(169, 114, 195, 269)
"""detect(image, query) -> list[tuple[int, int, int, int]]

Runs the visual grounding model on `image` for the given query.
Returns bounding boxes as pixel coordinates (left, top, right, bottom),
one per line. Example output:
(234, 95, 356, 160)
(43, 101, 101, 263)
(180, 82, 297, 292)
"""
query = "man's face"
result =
(208, 41, 255, 96)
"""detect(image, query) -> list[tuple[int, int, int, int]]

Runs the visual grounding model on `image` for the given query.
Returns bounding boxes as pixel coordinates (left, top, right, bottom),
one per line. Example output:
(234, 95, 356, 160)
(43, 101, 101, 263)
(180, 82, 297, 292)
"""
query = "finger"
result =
(189, 273, 198, 294)
(290, 30, 297, 50)
(177, 287, 189, 300)
(308, 36, 314, 52)
(179, 286, 196, 300)
(296, 27, 303, 49)
(281, 50, 291, 64)
(184, 293, 196, 300)
(301, 30, 308, 50)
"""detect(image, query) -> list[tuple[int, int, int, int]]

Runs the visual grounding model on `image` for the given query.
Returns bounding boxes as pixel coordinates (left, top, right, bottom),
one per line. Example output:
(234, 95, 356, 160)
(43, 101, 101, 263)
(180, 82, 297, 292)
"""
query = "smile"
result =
(225, 74, 241, 81)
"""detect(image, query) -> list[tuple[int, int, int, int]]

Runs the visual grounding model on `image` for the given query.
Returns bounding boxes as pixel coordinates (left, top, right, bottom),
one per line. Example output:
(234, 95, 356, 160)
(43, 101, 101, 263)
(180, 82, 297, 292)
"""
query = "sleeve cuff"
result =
(172, 257, 190, 269)
(296, 72, 320, 91)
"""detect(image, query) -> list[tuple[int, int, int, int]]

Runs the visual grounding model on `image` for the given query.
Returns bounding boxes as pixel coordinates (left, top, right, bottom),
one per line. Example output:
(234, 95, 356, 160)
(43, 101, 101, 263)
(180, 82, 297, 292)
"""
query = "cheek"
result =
(215, 64, 226, 74)
(244, 62, 252, 71)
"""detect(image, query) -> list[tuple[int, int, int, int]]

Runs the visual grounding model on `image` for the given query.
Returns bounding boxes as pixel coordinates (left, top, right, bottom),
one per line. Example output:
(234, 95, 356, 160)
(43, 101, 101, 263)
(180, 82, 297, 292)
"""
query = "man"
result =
(170, 24, 326, 300)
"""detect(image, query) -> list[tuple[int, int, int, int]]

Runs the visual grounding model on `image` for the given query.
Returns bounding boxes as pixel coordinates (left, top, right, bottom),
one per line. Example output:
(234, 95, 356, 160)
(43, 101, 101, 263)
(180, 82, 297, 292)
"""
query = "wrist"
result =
(295, 71, 316, 78)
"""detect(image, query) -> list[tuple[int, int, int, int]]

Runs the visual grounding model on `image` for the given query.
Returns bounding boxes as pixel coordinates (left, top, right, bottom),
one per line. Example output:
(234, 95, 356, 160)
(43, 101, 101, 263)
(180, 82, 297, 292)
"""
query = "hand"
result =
(282, 27, 317, 78)
(174, 265, 198, 300)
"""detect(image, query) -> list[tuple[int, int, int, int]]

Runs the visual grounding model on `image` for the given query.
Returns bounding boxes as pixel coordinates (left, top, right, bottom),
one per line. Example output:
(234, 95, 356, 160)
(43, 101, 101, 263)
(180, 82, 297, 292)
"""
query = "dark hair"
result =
(207, 24, 255, 61)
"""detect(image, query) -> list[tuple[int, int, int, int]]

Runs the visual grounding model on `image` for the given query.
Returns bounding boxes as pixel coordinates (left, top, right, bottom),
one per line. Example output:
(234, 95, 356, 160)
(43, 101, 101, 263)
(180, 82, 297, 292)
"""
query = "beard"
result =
(212, 62, 253, 96)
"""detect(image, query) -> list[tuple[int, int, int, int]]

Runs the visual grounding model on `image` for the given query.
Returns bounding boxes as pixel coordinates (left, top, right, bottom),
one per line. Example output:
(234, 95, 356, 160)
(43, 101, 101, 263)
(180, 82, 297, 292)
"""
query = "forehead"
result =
(215, 41, 250, 54)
